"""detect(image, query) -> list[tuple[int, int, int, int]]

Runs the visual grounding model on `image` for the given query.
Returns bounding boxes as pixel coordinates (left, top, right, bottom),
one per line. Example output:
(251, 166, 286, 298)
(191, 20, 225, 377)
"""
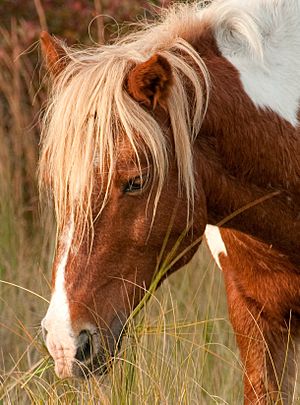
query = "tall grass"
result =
(0, 21, 54, 375)
(0, 17, 244, 404)
(1, 248, 243, 404)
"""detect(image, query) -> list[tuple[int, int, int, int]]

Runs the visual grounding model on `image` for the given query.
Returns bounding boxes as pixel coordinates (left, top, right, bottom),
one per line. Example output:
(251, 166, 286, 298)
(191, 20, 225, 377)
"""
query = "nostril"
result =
(75, 330, 93, 362)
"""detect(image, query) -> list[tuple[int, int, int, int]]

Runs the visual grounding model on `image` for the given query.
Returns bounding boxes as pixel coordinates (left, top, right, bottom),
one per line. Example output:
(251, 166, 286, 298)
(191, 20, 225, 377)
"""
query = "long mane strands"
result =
(39, 2, 210, 241)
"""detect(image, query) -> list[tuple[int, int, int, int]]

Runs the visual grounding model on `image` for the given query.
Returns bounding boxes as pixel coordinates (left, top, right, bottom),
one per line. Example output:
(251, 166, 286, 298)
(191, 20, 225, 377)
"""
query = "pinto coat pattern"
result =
(40, 1, 300, 403)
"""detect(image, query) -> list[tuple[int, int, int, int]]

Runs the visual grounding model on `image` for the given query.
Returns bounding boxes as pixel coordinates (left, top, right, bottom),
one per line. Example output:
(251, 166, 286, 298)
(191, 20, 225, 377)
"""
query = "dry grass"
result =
(0, 22, 54, 380)
(1, 245, 243, 404)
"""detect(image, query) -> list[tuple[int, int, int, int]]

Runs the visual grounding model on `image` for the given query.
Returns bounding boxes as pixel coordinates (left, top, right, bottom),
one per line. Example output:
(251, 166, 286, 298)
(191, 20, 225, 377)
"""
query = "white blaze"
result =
(204, 225, 228, 270)
(42, 219, 77, 378)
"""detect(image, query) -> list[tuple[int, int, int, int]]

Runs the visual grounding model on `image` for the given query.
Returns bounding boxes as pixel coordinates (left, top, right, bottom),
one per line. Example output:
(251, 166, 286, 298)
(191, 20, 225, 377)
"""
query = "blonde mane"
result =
(39, 2, 212, 239)
(40, 0, 266, 241)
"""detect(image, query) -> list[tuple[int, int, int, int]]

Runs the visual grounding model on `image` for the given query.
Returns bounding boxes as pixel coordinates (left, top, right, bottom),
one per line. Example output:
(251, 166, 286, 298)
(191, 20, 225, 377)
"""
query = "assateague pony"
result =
(39, 1, 300, 403)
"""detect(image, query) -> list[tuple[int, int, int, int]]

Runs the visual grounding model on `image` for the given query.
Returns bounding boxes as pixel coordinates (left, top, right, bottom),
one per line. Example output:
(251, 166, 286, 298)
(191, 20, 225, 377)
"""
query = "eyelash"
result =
(123, 175, 148, 194)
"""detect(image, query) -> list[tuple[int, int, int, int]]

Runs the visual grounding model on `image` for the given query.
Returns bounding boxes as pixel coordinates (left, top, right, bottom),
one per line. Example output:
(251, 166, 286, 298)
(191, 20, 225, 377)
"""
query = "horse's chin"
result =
(71, 354, 110, 378)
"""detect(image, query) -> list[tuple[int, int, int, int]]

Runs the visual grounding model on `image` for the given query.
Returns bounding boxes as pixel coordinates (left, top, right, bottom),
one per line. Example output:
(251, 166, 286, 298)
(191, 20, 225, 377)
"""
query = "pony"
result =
(39, 1, 300, 403)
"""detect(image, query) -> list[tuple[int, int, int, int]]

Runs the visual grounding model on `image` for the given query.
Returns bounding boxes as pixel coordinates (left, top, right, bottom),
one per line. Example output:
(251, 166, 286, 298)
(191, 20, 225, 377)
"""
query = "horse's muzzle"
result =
(71, 315, 126, 378)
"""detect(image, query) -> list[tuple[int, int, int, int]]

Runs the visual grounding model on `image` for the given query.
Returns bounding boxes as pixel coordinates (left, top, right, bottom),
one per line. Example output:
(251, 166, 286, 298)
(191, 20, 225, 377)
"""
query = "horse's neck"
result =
(203, 53, 300, 191)
(195, 134, 300, 266)
(191, 36, 300, 266)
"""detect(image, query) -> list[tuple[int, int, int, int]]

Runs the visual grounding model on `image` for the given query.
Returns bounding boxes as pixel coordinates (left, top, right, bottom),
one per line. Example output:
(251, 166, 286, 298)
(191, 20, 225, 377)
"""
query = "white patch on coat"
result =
(201, 0, 300, 126)
(41, 219, 76, 378)
(204, 225, 227, 270)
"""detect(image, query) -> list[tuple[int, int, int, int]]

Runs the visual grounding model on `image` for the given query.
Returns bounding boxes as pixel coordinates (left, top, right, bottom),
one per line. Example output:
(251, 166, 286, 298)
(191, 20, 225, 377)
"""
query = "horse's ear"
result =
(40, 31, 69, 76)
(127, 54, 173, 109)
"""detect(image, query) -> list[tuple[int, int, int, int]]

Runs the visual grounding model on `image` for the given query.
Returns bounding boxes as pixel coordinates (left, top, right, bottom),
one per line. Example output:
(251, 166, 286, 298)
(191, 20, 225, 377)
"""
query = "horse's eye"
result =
(124, 175, 146, 193)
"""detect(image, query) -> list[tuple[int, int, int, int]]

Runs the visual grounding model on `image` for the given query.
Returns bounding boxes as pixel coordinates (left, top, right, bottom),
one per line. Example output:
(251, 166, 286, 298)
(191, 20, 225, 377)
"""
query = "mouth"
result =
(72, 351, 110, 378)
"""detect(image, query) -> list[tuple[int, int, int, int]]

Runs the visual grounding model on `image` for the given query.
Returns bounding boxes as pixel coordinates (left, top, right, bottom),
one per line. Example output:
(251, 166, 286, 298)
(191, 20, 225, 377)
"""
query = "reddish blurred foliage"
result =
(0, 0, 176, 224)
(0, 0, 173, 46)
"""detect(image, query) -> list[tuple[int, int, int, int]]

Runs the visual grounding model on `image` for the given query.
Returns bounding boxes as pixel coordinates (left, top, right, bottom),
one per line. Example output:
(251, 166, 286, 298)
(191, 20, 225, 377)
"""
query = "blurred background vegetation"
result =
(0, 0, 170, 230)
(0, 1, 243, 403)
